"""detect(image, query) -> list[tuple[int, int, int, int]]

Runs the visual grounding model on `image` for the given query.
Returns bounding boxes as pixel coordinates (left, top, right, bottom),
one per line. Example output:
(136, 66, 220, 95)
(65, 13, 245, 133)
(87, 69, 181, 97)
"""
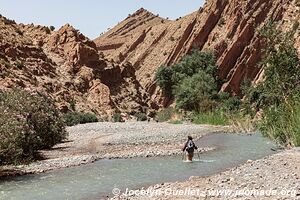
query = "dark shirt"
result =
(182, 139, 198, 152)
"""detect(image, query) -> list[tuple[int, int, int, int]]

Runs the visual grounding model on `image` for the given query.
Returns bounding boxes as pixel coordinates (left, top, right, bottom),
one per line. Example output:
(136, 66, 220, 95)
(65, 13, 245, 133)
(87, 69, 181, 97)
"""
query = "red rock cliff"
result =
(95, 0, 300, 105)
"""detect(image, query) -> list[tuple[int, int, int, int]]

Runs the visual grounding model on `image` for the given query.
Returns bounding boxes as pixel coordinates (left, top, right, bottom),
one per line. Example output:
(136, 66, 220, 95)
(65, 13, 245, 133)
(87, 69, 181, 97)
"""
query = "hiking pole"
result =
(182, 151, 185, 161)
(197, 149, 201, 161)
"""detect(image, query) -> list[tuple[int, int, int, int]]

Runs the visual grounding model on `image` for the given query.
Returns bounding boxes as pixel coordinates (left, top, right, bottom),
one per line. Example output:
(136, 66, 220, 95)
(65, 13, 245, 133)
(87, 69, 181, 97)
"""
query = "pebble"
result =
(2, 122, 222, 177)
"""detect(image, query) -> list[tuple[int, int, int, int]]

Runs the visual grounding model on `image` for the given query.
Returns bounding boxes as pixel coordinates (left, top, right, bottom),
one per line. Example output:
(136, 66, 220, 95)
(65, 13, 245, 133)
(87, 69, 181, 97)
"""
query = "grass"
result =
(155, 107, 177, 122)
(259, 102, 300, 146)
(168, 119, 183, 124)
(290, 104, 300, 146)
(192, 111, 228, 126)
(228, 113, 255, 133)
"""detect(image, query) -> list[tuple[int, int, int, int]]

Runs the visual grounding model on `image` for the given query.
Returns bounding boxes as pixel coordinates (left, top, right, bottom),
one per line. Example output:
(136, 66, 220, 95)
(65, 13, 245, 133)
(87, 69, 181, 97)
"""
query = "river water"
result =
(0, 133, 277, 200)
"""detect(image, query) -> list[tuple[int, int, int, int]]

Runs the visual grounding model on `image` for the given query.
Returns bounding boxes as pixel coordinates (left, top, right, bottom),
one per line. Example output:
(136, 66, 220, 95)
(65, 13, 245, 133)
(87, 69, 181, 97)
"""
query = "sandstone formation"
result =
(1, 0, 300, 116)
(95, 1, 300, 105)
(0, 15, 150, 117)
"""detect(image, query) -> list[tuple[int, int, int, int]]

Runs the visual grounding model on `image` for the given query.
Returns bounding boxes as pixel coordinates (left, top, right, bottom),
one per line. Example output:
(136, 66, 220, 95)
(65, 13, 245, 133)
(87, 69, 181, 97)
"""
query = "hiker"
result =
(182, 136, 198, 161)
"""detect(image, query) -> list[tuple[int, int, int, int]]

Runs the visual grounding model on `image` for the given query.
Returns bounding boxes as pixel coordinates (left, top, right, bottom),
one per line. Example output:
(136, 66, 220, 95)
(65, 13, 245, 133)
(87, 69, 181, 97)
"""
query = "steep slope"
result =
(0, 15, 151, 117)
(95, 0, 300, 105)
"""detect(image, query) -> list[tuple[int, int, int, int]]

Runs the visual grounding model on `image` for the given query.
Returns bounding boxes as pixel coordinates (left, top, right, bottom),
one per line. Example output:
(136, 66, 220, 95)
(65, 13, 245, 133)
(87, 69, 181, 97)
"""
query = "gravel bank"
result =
(113, 148, 300, 200)
(0, 122, 225, 177)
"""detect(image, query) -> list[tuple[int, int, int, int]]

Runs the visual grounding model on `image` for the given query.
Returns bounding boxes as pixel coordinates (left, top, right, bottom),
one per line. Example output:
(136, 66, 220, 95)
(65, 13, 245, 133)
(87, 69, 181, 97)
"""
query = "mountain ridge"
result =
(1, 0, 300, 117)
(0, 15, 151, 118)
(95, 0, 300, 106)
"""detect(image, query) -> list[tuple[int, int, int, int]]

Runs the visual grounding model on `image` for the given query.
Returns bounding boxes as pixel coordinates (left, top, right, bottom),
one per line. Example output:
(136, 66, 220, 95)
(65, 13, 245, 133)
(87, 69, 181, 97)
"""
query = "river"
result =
(0, 133, 277, 200)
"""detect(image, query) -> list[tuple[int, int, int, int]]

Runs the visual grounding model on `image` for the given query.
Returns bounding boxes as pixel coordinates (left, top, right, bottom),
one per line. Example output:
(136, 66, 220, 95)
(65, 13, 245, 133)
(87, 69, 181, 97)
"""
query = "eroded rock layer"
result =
(1, 0, 300, 115)
(95, 1, 300, 105)
(0, 16, 151, 117)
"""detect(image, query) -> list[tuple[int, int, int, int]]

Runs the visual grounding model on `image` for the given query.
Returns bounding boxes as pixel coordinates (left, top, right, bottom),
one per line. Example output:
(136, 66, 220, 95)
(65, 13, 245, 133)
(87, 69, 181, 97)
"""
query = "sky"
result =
(0, 0, 205, 39)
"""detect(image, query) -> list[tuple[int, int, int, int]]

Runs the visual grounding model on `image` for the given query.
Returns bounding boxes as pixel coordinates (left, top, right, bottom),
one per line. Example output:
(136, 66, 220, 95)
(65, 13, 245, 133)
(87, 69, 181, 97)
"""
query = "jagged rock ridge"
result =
(1, 0, 300, 115)
(95, 1, 300, 106)
(0, 15, 151, 117)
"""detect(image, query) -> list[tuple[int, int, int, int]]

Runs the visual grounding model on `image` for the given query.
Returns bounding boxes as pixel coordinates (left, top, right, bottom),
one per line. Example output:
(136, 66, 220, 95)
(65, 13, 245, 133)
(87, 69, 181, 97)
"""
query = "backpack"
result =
(186, 140, 195, 152)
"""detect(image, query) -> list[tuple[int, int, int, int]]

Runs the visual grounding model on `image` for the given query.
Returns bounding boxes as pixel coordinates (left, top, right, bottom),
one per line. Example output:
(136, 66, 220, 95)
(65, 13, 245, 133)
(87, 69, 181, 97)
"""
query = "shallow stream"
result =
(0, 133, 277, 200)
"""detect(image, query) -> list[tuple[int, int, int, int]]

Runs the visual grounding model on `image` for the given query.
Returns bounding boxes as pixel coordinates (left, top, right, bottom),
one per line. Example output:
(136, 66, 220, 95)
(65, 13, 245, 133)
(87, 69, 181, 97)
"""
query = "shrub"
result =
(0, 90, 67, 164)
(135, 112, 147, 121)
(15, 28, 23, 35)
(113, 113, 123, 122)
(155, 66, 174, 96)
(243, 21, 300, 146)
(0, 59, 12, 69)
(44, 27, 51, 34)
(69, 100, 76, 111)
(49, 26, 55, 31)
(155, 49, 243, 126)
(155, 49, 218, 100)
(64, 112, 99, 126)
(218, 92, 241, 112)
(174, 71, 218, 112)
(16, 60, 24, 69)
(155, 107, 176, 122)
(218, 17, 225, 26)
(259, 99, 300, 146)
(156, 49, 223, 112)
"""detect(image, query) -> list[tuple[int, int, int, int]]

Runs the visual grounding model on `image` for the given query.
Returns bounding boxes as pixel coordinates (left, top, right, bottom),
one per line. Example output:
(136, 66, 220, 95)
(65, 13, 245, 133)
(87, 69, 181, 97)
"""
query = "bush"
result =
(155, 107, 176, 122)
(44, 27, 51, 34)
(64, 112, 98, 126)
(155, 50, 221, 112)
(15, 28, 23, 36)
(155, 66, 174, 96)
(243, 21, 300, 146)
(174, 71, 218, 112)
(135, 113, 147, 121)
(49, 26, 55, 31)
(0, 90, 67, 164)
(113, 113, 123, 122)
(218, 92, 241, 112)
(155, 50, 217, 97)
(16, 60, 24, 69)
(155, 49, 243, 127)
(259, 98, 300, 146)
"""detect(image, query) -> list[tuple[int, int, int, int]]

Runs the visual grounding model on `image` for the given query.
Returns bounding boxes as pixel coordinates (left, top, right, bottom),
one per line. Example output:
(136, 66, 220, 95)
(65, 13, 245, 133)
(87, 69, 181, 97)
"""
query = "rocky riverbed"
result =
(113, 148, 300, 200)
(0, 122, 225, 177)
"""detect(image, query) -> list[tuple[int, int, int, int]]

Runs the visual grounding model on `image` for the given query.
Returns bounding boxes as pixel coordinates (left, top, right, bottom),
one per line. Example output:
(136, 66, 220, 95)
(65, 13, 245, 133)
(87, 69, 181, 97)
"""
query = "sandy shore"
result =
(113, 148, 300, 200)
(0, 122, 225, 177)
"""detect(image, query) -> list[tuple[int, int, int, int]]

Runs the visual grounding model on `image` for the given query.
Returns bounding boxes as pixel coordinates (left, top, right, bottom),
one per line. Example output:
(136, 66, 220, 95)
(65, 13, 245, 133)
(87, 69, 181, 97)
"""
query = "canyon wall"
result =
(95, 0, 300, 105)
(1, 0, 300, 116)
(0, 16, 151, 117)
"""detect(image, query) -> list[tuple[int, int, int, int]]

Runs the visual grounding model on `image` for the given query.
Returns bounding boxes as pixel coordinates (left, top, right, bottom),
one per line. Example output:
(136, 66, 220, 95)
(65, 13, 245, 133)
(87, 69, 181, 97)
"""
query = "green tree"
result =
(174, 72, 217, 112)
(155, 66, 174, 96)
(155, 49, 218, 97)
(245, 21, 300, 110)
(244, 21, 300, 146)
(0, 90, 67, 164)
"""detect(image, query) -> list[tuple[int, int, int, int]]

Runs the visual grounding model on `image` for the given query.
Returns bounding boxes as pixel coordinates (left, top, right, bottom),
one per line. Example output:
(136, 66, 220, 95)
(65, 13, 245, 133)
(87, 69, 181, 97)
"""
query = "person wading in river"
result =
(182, 136, 198, 161)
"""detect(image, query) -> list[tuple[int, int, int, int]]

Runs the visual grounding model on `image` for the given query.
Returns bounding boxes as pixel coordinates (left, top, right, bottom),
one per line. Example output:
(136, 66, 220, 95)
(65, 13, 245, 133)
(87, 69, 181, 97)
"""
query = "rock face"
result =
(1, 0, 300, 115)
(95, 1, 300, 104)
(0, 15, 150, 117)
